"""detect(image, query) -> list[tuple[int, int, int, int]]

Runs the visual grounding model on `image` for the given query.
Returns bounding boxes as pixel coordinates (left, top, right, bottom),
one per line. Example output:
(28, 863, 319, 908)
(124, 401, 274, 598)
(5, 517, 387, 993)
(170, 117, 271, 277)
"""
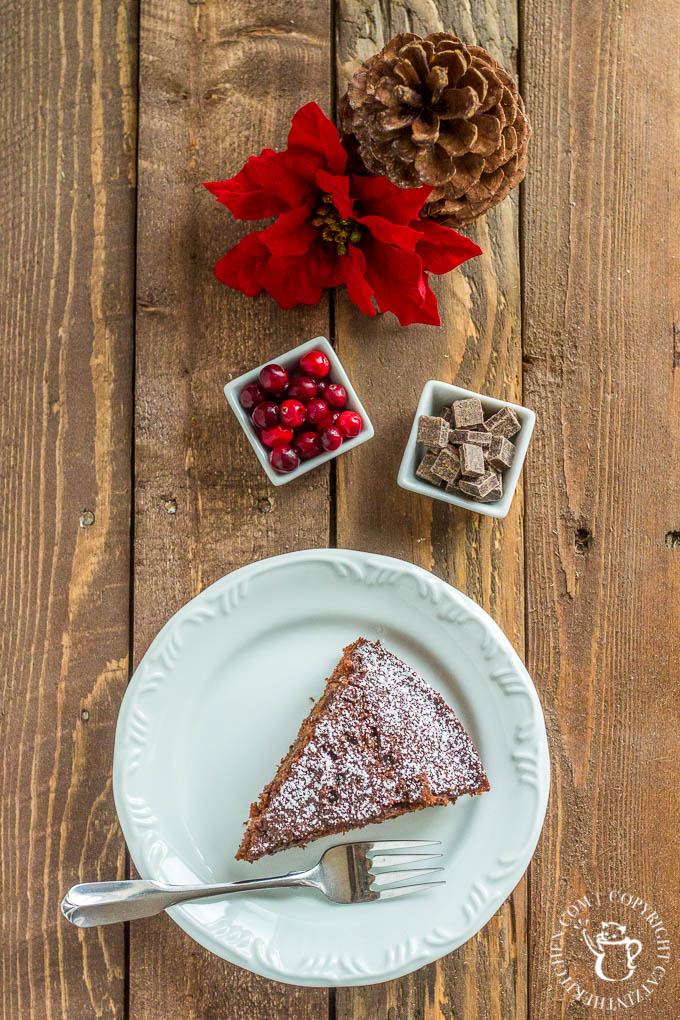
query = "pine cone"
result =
(339, 31, 531, 228)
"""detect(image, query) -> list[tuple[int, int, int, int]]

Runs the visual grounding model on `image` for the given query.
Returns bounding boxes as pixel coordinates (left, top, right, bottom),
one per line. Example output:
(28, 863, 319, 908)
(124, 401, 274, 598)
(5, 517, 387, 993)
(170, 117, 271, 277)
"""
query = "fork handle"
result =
(61, 870, 319, 928)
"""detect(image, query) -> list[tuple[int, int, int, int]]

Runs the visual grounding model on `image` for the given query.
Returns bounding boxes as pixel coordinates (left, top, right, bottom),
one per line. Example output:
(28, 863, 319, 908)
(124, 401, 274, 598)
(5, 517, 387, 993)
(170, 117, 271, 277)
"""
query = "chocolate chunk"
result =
(417, 415, 449, 449)
(458, 478, 483, 497)
(449, 429, 492, 448)
(444, 481, 461, 494)
(415, 450, 440, 485)
(432, 446, 460, 484)
(452, 398, 485, 429)
(479, 485, 503, 503)
(441, 406, 452, 423)
(482, 406, 521, 438)
(459, 443, 485, 478)
(487, 435, 516, 471)
(478, 469, 503, 502)
(459, 470, 502, 501)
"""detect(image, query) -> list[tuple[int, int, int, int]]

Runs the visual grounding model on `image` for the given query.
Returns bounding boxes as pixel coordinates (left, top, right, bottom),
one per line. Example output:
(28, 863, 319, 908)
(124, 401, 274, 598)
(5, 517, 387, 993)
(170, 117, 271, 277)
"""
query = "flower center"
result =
(312, 194, 362, 256)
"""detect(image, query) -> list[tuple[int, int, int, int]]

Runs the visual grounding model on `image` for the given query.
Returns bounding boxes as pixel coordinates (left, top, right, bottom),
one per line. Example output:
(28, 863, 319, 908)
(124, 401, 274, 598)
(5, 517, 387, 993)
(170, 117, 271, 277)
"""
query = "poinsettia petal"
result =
(259, 205, 317, 256)
(409, 273, 441, 326)
(363, 238, 424, 294)
(340, 245, 376, 316)
(315, 169, 355, 218)
(356, 214, 422, 251)
(204, 150, 310, 219)
(378, 272, 440, 326)
(286, 102, 348, 176)
(363, 240, 440, 326)
(214, 231, 269, 296)
(261, 244, 338, 309)
(413, 219, 482, 274)
(350, 175, 432, 224)
(325, 248, 347, 289)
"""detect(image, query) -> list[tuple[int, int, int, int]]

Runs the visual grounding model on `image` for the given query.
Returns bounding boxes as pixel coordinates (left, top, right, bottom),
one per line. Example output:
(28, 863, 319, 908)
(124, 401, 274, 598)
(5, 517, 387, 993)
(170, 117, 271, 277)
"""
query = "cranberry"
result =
(259, 363, 289, 393)
(288, 375, 317, 403)
(336, 410, 362, 438)
(260, 425, 294, 448)
(269, 445, 300, 473)
(239, 382, 265, 410)
(325, 383, 347, 409)
(316, 379, 328, 398)
(279, 398, 307, 429)
(294, 430, 322, 460)
(252, 401, 279, 429)
(307, 397, 333, 428)
(319, 425, 343, 451)
(299, 350, 330, 379)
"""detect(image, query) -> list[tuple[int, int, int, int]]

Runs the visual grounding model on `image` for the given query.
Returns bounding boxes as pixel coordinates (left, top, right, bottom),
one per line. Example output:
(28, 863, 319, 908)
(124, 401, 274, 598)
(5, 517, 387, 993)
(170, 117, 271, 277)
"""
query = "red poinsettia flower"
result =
(203, 102, 481, 326)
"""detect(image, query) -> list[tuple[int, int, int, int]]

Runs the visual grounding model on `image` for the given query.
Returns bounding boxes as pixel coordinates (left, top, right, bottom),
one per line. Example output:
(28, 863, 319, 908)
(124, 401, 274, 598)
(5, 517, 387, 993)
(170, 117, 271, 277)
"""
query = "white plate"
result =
(114, 549, 549, 987)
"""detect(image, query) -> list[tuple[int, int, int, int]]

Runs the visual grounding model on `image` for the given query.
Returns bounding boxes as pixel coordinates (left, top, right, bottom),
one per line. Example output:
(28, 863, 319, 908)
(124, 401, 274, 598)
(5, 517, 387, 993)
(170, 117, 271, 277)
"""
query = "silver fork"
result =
(61, 840, 444, 927)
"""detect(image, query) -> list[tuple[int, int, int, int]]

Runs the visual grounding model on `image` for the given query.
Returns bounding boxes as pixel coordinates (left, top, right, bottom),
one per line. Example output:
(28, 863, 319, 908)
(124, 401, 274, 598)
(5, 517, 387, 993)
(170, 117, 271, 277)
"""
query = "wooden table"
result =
(2, 1, 679, 1017)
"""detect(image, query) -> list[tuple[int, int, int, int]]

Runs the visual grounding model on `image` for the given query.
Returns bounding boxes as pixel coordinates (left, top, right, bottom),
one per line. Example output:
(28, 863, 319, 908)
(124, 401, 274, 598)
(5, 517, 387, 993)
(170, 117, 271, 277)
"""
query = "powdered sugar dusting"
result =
(243, 639, 489, 858)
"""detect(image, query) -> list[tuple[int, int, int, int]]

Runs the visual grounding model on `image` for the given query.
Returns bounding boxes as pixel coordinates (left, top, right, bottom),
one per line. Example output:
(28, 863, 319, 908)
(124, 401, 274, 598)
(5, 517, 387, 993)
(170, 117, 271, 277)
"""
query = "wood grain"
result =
(131, 1, 332, 1016)
(521, 0, 680, 1016)
(334, 2, 527, 1018)
(0, 0, 137, 1017)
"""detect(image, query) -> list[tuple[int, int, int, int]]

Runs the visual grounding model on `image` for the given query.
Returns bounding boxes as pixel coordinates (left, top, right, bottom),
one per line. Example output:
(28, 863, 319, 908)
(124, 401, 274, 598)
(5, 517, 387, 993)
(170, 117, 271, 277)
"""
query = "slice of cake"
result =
(237, 638, 489, 861)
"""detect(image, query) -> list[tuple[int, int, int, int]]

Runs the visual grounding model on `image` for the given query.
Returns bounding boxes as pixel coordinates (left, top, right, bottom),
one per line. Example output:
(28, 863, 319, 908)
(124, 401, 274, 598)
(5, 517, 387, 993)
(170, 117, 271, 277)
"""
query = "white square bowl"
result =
(397, 380, 536, 519)
(224, 336, 374, 486)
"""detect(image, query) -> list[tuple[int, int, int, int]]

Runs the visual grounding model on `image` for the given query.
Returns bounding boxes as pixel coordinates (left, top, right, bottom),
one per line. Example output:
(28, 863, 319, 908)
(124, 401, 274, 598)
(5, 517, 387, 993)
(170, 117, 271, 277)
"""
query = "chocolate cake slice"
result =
(237, 638, 489, 861)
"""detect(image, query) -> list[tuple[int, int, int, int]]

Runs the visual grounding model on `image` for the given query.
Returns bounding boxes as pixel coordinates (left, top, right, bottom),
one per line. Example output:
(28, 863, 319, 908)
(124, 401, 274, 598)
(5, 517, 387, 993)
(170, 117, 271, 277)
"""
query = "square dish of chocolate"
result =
(398, 381, 536, 519)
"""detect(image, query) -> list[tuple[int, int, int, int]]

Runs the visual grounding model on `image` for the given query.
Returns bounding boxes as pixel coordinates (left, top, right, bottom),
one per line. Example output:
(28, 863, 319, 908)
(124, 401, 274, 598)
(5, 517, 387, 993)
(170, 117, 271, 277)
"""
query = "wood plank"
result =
(0, 0, 137, 1017)
(334, 2, 526, 1018)
(521, 1, 680, 1016)
(132, 1, 332, 1015)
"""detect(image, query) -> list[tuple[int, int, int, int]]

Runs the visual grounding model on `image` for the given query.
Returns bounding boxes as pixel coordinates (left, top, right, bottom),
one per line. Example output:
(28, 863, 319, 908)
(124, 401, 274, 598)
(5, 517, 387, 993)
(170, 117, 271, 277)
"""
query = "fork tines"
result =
(362, 840, 445, 900)
(375, 880, 446, 901)
(369, 850, 443, 869)
(367, 839, 441, 851)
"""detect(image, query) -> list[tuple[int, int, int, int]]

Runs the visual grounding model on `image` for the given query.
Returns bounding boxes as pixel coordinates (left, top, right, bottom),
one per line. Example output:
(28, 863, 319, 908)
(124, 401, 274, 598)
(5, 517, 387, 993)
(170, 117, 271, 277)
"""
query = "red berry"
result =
(239, 382, 265, 410)
(259, 363, 289, 393)
(269, 445, 300, 473)
(299, 350, 330, 379)
(252, 401, 279, 429)
(279, 398, 307, 429)
(260, 425, 294, 448)
(319, 425, 343, 451)
(294, 430, 322, 460)
(307, 397, 333, 427)
(325, 383, 347, 409)
(316, 379, 329, 398)
(336, 410, 362, 438)
(288, 375, 317, 403)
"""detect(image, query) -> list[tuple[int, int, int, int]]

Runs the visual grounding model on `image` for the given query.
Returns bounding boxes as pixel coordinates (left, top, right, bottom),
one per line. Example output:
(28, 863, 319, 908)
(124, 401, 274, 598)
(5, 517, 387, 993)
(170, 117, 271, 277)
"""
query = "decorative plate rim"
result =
(113, 548, 550, 986)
